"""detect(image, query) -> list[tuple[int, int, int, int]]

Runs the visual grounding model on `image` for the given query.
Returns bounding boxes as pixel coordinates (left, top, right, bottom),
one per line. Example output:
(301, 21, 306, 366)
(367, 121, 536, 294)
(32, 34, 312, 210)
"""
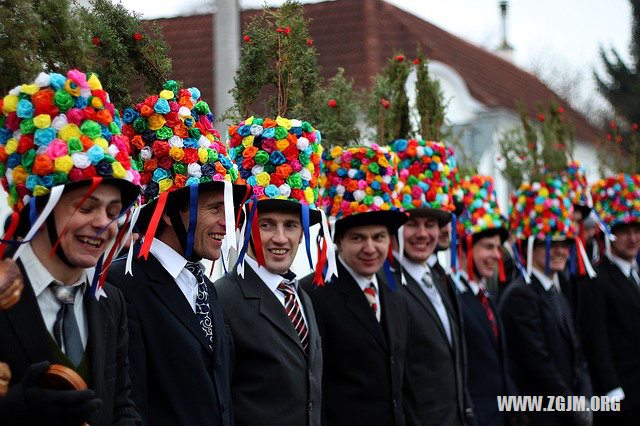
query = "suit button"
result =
(392, 399, 397, 408)
(390, 356, 395, 365)
(308, 370, 312, 377)
(222, 403, 227, 412)
(309, 401, 314, 411)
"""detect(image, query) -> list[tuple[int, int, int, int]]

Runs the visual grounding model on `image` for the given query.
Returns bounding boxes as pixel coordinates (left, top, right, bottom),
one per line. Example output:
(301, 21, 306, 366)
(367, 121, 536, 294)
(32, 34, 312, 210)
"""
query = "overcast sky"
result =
(121, 0, 634, 113)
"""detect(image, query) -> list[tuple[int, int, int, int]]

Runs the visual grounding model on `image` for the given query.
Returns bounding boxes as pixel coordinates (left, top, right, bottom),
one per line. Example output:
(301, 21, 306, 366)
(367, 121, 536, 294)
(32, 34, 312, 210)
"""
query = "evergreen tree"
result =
(414, 46, 449, 141)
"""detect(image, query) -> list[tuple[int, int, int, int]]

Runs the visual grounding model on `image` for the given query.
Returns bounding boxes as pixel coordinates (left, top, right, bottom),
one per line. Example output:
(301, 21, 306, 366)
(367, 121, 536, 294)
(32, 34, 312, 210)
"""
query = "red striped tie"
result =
(477, 289, 498, 339)
(363, 283, 379, 321)
(278, 282, 309, 354)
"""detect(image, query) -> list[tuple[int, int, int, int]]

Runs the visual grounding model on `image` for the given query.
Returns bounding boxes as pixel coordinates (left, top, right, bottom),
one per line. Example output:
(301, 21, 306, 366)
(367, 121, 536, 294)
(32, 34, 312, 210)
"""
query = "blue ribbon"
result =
(94, 198, 138, 239)
(383, 258, 397, 291)
(512, 242, 528, 281)
(569, 243, 576, 275)
(29, 199, 37, 227)
(545, 236, 551, 276)
(220, 248, 229, 276)
(235, 195, 259, 268)
(302, 204, 313, 269)
(89, 254, 104, 297)
(185, 185, 199, 259)
(450, 213, 458, 271)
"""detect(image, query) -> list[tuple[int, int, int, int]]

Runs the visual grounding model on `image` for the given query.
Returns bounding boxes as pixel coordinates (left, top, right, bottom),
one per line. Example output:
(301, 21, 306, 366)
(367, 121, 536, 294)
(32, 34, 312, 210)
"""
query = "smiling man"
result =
(389, 139, 472, 426)
(214, 117, 324, 426)
(301, 145, 410, 426)
(453, 176, 517, 426)
(0, 70, 142, 426)
(106, 83, 245, 426)
(579, 174, 640, 425)
(499, 180, 592, 426)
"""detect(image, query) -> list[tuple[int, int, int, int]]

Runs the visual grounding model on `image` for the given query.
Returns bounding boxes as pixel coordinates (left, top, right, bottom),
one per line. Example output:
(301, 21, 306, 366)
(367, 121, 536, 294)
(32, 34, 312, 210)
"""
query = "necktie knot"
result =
(278, 282, 296, 296)
(185, 261, 204, 280)
(50, 283, 77, 305)
(422, 270, 434, 288)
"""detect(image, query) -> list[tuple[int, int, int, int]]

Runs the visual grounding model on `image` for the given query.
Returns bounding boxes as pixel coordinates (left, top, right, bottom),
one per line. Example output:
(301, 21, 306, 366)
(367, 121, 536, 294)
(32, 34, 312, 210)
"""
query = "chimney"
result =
(495, 1, 514, 62)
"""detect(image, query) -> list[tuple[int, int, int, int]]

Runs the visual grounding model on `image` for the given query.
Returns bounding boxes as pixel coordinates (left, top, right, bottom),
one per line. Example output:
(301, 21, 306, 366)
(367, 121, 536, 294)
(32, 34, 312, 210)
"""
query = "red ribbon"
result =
(387, 240, 394, 264)
(98, 210, 131, 289)
(235, 185, 251, 228)
(466, 234, 474, 282)
(312, 237, 328, 287)
(498, 250, 507, 282)
(579, 222, 586, 247)
(51, 177, 102, 257)
(250, 202, 266, 266)
(517, 239, 525, 267)
(0, 211, 20, 259)
(575, 237, 586, 275)
(138, 191, 169, 260)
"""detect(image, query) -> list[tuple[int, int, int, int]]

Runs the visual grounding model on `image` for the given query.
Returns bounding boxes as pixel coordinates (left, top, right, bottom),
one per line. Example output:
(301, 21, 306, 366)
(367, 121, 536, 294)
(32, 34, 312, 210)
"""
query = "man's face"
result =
(179, 190, 226, 261)
(471, 234, 502, 279)
(51, 184, 122, 268)
(402, 215, 439, 263)
(338, 224, 389, 280)
(252, 210, 302, 275)
(437, 222, 451, 250)
(532, 241, 570, 275)
(611, 223, 640, 262)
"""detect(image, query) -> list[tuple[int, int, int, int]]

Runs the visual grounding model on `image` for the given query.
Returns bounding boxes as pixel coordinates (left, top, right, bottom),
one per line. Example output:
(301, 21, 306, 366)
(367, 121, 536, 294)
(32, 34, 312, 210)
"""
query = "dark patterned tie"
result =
(477, 288, 498, 339)
(185, 262, 214, 351)
(277, 282, 309, 354)
(547, 286, 566, 326)
(50, 283, 83, 366)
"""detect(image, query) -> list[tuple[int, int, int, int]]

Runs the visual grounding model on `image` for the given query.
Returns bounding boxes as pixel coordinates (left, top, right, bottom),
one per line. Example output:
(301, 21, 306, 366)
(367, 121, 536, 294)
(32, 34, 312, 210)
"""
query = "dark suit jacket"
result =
(0, 258, 141, 426)
(107, 253, 232, 426)
(457, 276, 516, 426)
(394, 263, 467, 426)
(499, 275, 592, 426)
(578, 256, 640, 423)
(215, 264, 322, 426)
(301, 261, 410, 426)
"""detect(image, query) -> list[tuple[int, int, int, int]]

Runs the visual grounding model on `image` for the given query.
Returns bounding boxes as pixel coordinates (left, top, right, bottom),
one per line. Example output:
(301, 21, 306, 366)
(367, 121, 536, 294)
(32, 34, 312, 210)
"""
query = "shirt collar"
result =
(607, 253, 637, 278)
(19, 242, 87, 296)
(338, 255, 379, 292)
(531, 267, 560, 292)
(427, 254, 438, 267)
(458, 269, 486, 296)
(397, 254, 430, 285)
(245, 255, 298, 292)
(149, 238, 189, 280)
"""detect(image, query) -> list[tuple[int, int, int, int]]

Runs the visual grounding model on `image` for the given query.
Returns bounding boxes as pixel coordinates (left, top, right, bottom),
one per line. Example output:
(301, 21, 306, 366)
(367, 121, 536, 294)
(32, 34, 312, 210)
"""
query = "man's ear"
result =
(161, 210, 173, 228)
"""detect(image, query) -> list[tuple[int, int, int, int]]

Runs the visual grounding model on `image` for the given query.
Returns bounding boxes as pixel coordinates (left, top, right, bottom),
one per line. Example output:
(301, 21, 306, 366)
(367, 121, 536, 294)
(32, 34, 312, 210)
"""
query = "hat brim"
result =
(256, 199, 322, 226)
(473, 227, 509, 244)
(453, 198, 466, 217)
(334, 210, 408, 238)
(406, 207, 452, 227)
(573, 204, 592, 219)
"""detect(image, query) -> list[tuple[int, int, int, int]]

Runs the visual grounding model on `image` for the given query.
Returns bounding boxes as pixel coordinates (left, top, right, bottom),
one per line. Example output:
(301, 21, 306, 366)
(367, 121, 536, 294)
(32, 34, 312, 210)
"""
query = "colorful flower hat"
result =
(591, 174, 640, 230)
(319, 143, 407, 237)
(390, 139, 455, 225)
(446, 145, 465, 217)
(509, 178, 575, 242)
(458, 175, 508, 242)
(227, 115, 323, 223)
(565, 161, 591, 216)
(122, 80, 249, 259)
(0, 70, 140, 235)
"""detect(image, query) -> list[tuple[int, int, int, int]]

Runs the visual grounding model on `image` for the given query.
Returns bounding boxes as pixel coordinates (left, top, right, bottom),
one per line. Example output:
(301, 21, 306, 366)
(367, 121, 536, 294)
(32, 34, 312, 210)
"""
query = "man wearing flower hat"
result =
(499, 179, 592, 426)
(579, 174, 640, 425)
(106, 82, 245, 426)
(300, 144, 412, 426)
(0, 70, 142, 425)
(214, 116, 324, 426)
(453, 176, 518, 426)
(389, 139, 472, 426)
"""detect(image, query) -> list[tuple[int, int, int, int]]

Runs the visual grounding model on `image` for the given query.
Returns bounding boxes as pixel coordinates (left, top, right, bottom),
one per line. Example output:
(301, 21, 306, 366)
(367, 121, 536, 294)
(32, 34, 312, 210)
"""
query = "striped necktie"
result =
(363, 283, 380, 322)
(278, 282, 309, 354)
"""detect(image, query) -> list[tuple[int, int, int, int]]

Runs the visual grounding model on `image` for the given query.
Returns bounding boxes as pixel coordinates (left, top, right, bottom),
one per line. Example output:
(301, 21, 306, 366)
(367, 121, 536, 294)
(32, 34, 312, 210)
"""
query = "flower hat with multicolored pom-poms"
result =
(0, 70, 140, 216)
(390, 139, 455, 225)
(227, 115, 323, 222)
(565, 161, 591, 215)
(591, 174, 640, 230)
(123, 80, 250, 261)
(458, 175, 507, 241)
(509, 178, 575, 242)
(319, 143, 407, 237)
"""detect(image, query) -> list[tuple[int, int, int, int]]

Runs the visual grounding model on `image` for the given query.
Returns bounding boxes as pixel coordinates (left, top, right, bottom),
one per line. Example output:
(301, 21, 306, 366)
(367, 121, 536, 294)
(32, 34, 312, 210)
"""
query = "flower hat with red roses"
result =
(0, 69, 141, 297)
(122, 80, 250, 262)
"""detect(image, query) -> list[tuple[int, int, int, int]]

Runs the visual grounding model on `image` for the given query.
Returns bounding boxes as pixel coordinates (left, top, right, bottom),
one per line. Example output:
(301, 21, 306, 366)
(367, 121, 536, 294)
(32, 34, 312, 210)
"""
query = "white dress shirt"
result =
(608, 254, 640, 286)
(338, 255, 381, 317)
(399, 255, 453, 345)
(531, 267, 562, 293)
(19, 242, 88, 350)
(458, 269, 486, 296)
(149, 237, 199, 313)
(245, 255, 308, 329)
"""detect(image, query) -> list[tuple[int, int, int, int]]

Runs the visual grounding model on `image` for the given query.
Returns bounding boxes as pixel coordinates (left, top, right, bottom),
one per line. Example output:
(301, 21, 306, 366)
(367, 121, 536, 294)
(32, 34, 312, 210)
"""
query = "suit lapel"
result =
(5, 260, 52, 363)
(236, 265, 306, 354)
(335, 262, 387, 350)
(530, 276, 571, 340)
(378, 274, 398, 354)
(605, 257, 640, 305)
(460, 278, 498, 349)
(85, 290, 107, 389)
(299, 287, 321, 361)
(141, 254, 213, 353)
(404, 272, 452, 347)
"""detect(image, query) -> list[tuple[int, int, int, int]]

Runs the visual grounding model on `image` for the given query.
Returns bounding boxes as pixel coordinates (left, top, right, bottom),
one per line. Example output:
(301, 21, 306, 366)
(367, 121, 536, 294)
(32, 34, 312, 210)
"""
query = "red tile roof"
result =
(151, 0, 601, 142)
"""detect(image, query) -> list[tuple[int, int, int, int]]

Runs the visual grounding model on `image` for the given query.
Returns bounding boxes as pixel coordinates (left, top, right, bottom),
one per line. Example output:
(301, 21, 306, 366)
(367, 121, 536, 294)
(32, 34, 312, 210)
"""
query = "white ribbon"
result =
(525, 236, 534, 284)
(237, 204, 249, 279)
(397, 225, 407, 285)
(576, 237, 597, 278)
(320, 210, 338, 282)
(125, 204, 147, 276)
(223, 180, 237, 255)
(14, 186, 65, 261)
